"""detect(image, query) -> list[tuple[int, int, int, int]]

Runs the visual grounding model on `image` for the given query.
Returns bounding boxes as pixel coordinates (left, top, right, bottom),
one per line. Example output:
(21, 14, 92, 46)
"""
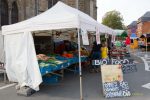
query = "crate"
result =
(42, 75, 60, 84)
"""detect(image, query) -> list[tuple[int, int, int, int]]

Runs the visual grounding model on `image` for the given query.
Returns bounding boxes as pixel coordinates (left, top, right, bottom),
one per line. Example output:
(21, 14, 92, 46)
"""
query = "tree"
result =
(102, 10, 124, 29)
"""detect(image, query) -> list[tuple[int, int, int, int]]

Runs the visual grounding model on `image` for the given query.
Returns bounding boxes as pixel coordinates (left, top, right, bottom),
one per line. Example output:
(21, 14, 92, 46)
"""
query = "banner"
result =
(105, 34, 108, 38)
(111, 35, 115, 42)
(81, 29, 89, 45)
(96, 27, 101, 44)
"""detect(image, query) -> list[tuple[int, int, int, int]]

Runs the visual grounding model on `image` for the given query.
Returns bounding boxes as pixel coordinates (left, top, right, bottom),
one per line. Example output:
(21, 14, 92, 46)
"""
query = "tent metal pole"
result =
(77, 28, 83, 100)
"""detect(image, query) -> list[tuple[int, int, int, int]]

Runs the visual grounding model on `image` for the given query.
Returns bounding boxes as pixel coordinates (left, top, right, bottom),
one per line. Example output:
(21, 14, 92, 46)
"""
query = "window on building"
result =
(1, 0, 9, 27)
(11, 1, 18, 24)
(48, 0, 60, 8)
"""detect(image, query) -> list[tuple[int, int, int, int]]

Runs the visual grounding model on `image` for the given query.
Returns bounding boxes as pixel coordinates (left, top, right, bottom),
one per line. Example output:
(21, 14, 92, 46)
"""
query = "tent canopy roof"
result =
(2, 1, 114, 35)
(128, 21, 137, 28)
(114, 29, 125, 36)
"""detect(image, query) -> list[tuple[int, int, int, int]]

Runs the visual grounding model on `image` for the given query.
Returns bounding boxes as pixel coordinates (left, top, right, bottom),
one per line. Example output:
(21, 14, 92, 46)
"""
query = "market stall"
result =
(2, 1, 114, 98)
(113, 29, 127, 42)
(106, 30, 129, 59)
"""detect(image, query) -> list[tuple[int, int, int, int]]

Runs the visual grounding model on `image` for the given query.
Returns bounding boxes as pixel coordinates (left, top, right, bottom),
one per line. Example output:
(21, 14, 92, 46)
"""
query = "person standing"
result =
(101, 43, 108, 59)
(125, 37, 131, 52)
(91, 42, 101, 59)
(89, 41, 101, 72)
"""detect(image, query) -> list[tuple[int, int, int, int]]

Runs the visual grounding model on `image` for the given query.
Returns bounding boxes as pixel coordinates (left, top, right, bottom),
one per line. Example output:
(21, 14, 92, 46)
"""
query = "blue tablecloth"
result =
(39, 56, 88, 76)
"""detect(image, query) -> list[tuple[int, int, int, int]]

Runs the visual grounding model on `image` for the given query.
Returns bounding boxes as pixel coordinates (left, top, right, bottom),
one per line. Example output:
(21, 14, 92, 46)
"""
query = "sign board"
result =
(92, 58, 137, 74)
(92, 58, 134, 66)
(104, 81, 131, 98)
(101, 65, 123, 83)
(122, 64, 137, 74)
(101, 65, 131, 98)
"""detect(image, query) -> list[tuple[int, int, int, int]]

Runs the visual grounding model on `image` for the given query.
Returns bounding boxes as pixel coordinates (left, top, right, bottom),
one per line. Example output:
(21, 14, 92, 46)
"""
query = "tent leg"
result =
(77, 29, 83, 100)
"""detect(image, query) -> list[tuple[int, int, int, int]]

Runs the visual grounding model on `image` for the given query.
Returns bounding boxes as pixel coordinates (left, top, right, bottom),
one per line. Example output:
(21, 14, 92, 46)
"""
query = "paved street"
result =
(1, 0, 150, 100)
(0, 52, 150, 100)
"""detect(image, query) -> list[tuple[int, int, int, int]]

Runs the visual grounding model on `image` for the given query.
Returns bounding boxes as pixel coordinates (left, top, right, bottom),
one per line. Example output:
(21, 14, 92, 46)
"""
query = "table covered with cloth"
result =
(39, 55, 88, 76)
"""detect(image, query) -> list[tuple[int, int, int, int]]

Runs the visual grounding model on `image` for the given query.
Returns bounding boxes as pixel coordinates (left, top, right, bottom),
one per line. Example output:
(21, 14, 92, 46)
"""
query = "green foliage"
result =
(102, 10, 124, 29)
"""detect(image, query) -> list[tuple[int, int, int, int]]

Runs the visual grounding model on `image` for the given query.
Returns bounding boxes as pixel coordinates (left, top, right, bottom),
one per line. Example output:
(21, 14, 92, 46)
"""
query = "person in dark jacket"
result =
(89, 41, 101, 72)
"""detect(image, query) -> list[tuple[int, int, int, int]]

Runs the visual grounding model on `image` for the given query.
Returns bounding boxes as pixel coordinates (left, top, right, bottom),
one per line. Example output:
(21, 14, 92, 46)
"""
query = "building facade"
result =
(137, 21, 150, 36)
(137, 11, 150, 37)
(0, 0, 97, 29)
(127, 21, 137, 37)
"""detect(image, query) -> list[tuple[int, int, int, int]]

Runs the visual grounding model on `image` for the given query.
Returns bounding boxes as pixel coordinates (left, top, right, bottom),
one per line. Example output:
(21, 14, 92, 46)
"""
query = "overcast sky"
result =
(97, 0, 150, 26)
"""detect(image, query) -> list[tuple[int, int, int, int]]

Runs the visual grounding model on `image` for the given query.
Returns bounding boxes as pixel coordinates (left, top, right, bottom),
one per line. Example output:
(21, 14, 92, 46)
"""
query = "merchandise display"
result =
(62, 52, 74, 58)
(80, 47, 89, 56)
(110, 46, 128, 58)
(37, 54, 51, 61)
(37, 54, 88, 76)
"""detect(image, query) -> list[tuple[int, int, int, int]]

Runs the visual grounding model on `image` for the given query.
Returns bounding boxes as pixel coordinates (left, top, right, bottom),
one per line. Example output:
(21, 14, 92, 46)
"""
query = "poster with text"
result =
(101, 65, 123, 83)
(81, 29, 89, 45)
(96, 28, 101, 44)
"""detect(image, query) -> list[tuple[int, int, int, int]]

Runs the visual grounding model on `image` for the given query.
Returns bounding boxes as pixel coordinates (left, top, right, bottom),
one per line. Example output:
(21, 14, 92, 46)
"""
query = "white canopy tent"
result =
(2, 1, 114, 95)
(114, 29, 125, 36)
(2, 2, 98, 35)
(2, 2, 114, 35)
(0, 31, 4, 63)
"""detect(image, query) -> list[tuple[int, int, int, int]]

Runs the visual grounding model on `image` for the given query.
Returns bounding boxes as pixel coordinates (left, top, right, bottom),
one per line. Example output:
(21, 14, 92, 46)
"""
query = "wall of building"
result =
(137, 21, 150, 36)
(62, 0, 97, 19)
(1, 0, 97, 28)
(142, 21, 150, 33)
(19, 0, 97, 20)
(137, 22, 143, 37)
(127, 29, 132, 37)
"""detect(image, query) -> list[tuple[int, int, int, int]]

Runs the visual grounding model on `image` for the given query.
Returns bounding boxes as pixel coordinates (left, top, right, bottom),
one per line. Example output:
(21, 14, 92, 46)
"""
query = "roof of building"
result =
(142, 11, 150, 17)
(128, 21, 137, 28)
(138, 11, 150, 22)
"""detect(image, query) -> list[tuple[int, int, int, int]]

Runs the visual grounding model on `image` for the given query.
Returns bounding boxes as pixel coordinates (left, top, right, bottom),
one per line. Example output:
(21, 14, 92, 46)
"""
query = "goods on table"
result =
(37, 54, 65, 69)
(39, 54, 88, 76)
(114, 41, 122, 47)
(80, 48, 89, 56)
(62, 53, 73, 58)
(46, 59, 63, 64)
(110, 47, 127, 58)
(37, 54, 56, 61)
(39, 62, 51, 67)
(39, 58, 64, 68)
(37, 54, 50, 61)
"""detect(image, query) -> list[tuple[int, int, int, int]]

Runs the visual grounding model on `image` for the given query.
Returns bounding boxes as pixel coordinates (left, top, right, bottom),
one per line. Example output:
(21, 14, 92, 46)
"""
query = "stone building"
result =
(0, 0, 97, 29)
